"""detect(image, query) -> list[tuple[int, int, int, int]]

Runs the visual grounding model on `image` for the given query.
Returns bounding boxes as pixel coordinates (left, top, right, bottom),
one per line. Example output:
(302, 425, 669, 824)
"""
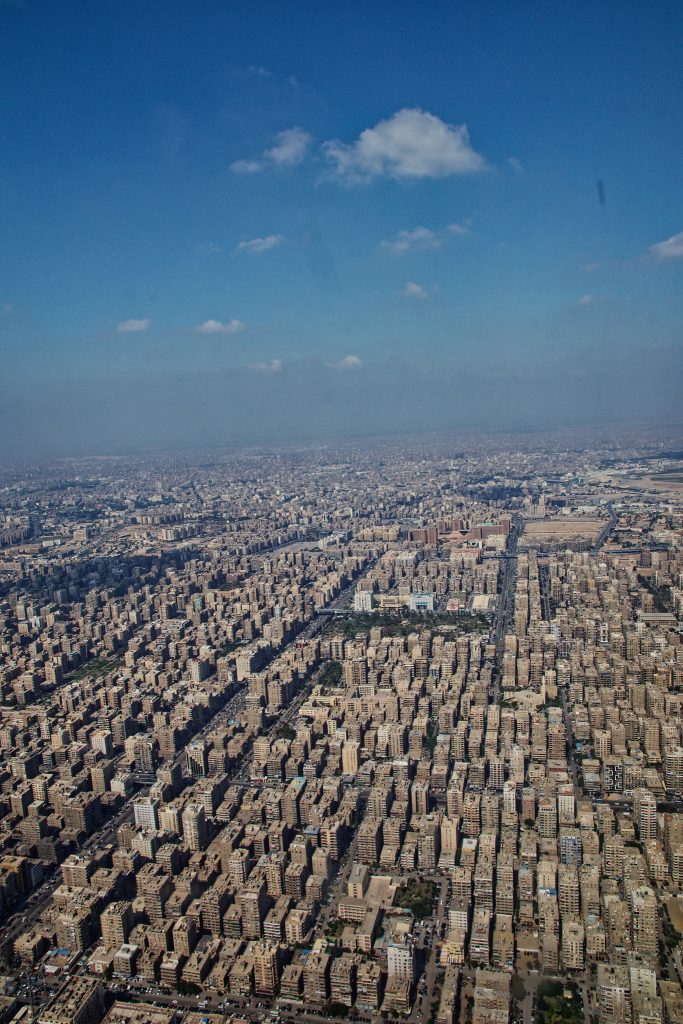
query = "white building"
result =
(133, 796, 159, 832)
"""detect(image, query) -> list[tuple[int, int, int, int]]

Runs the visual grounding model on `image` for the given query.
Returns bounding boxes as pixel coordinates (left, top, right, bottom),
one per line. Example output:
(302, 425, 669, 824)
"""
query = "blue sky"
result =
(1, 0, 682, 455)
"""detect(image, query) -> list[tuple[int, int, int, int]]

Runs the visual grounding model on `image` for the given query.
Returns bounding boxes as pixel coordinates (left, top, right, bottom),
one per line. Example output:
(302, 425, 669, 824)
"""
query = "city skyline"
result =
(0, 431, 682, 1024)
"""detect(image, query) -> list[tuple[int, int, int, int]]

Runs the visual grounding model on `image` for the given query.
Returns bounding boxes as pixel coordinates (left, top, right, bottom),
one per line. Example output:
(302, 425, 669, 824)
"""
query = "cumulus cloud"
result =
(229, 158, 264, 174)
(381, 227, 440, 256)
(235, 234, 284, 255)
(322, 107, 486, 184)
(265, 127, 311, 167)
(231, 126, 312, 175)
(117, 318, 150, 332)
(195, 319, 246, 335)
(250, 359, 283, 373)
(649, 230, 683, 261)
(402, 281, 429, 300)
(381, 220, 470, 256)
(330, 354, 363, 371)
(577, 294, 594, 306)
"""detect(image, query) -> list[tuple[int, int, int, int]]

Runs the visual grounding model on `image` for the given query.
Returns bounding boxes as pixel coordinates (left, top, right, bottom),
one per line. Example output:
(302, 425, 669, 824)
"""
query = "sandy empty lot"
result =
(523, 518, 603, 540)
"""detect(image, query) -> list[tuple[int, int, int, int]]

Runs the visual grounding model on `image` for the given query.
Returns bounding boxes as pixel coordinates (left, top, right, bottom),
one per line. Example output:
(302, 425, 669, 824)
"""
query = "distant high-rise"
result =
(182, 802, 207, 851)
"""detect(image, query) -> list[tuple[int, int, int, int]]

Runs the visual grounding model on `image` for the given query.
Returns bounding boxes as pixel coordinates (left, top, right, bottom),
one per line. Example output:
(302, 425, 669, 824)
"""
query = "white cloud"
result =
(381, 220, 470, 256)
(231, 126, 312, 175)
(250, 358, 283, 373)
(330, 354, 363, 371)
(507, 156, 524, 176)
(402, 281, 429, 300)
(117, 318, 150, 332)
(195, 319, 246, 335)
(229, 158, 263, 174)
(322, 107, 486, 184)
(577, 294, 594, 306)
(649, 230, 683, 261)
(582, 261, 601, 273)
(265, 127, 311, 167)
(235, 234, 284, 255)
(381, 226, 440, 256)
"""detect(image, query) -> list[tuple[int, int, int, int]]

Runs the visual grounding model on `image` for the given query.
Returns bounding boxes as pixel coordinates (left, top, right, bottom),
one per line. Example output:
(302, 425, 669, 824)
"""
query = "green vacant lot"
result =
(71, 656, 123, 680)
(325, 611, 489, 639)
(394, 878, 436, 918)
(537, 979, 583, 1024)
